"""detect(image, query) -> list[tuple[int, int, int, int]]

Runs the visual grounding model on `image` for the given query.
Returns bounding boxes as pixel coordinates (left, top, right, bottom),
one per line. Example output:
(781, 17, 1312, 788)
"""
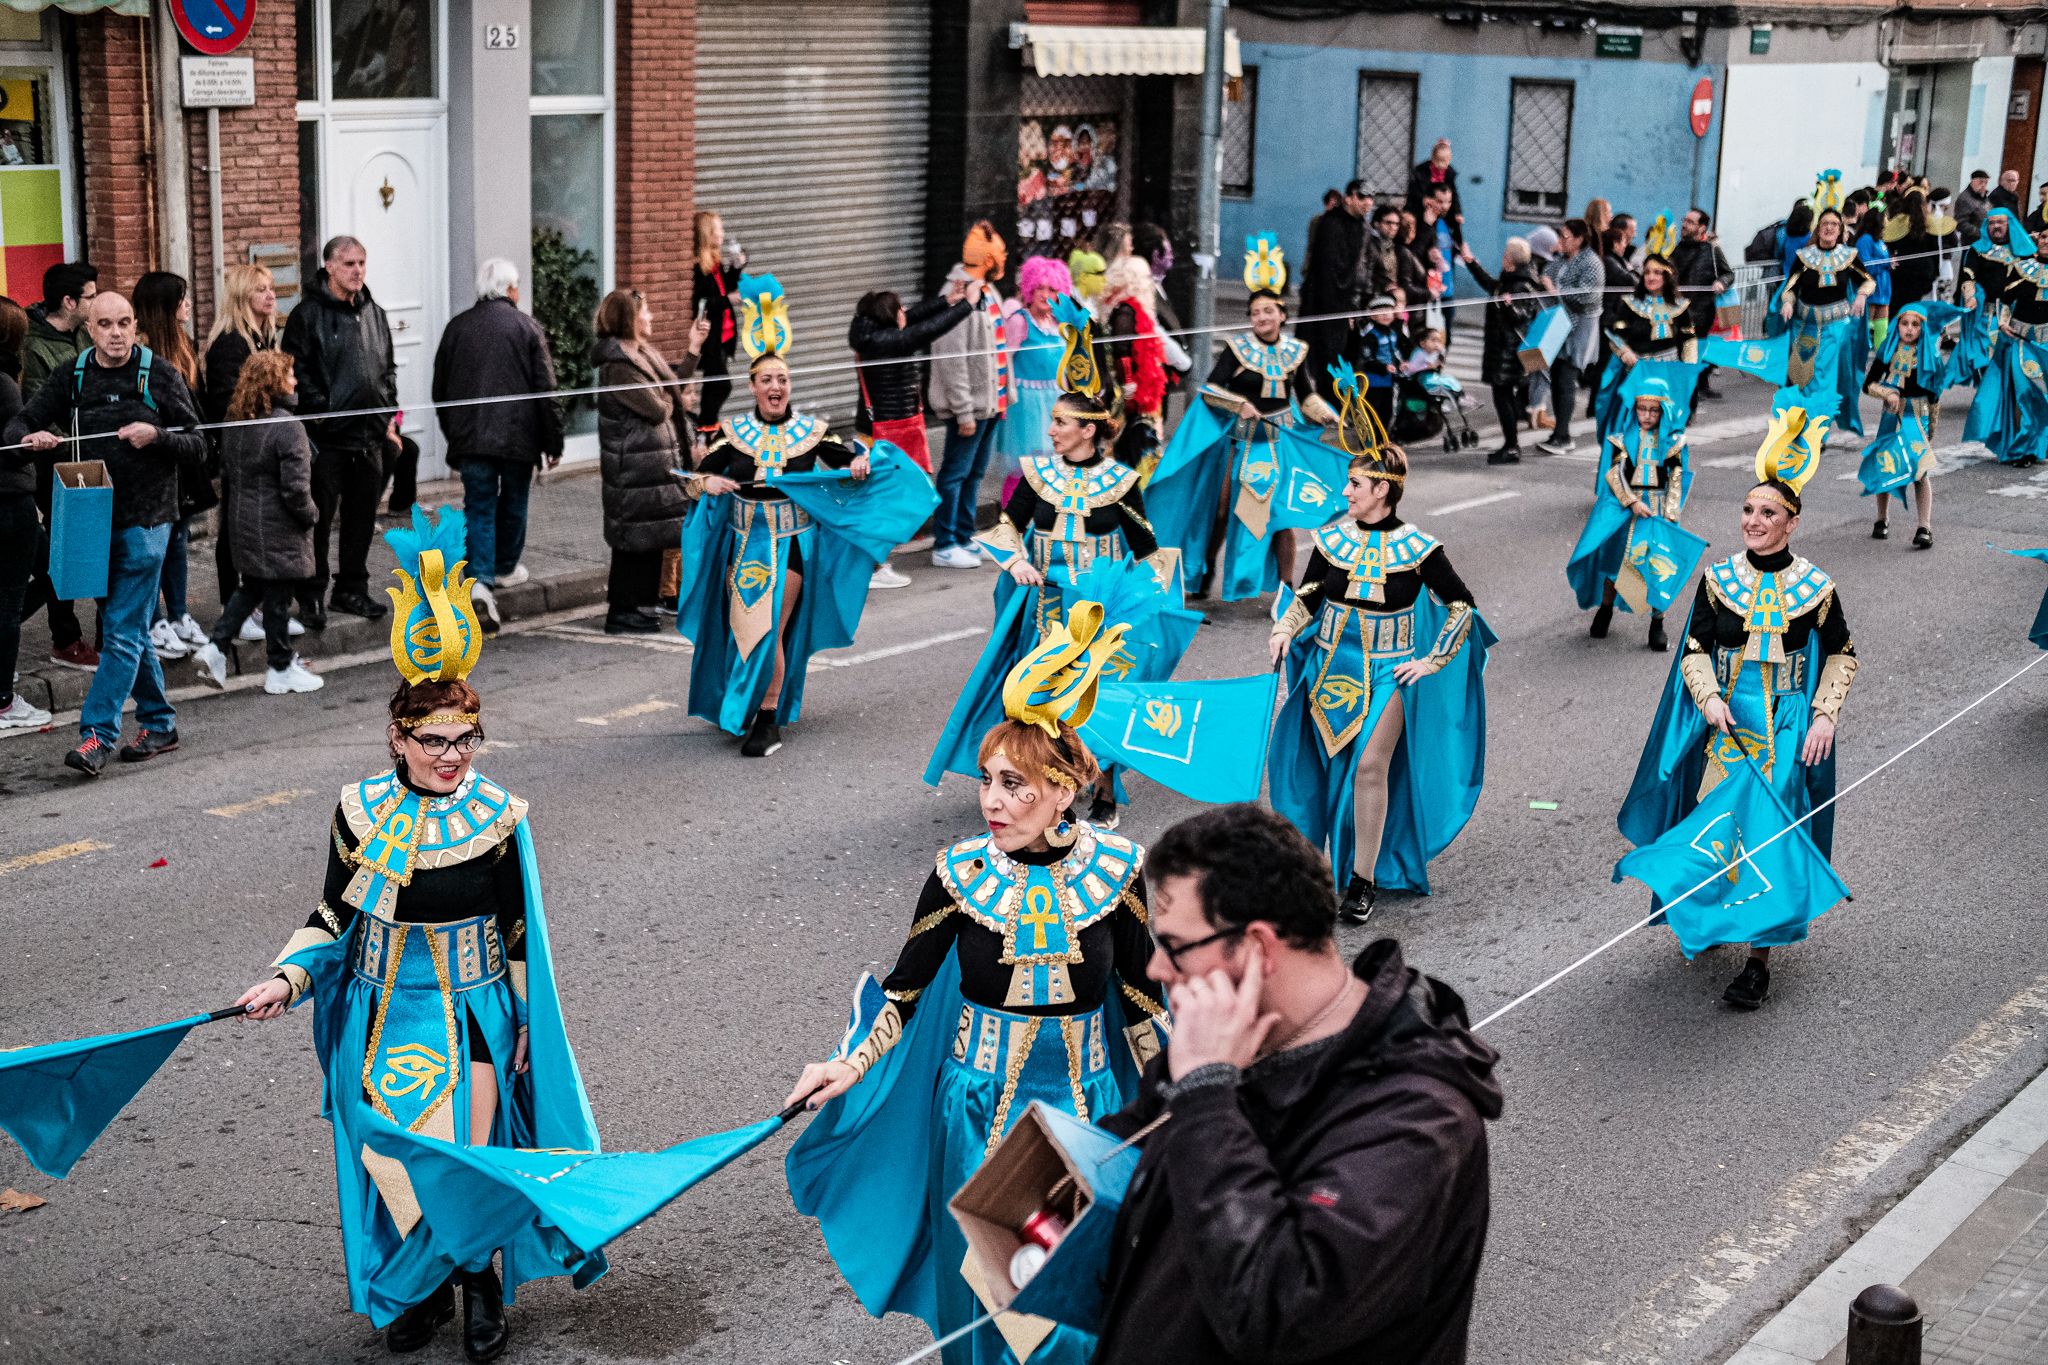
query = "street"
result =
(3, 396, 2047, 1365)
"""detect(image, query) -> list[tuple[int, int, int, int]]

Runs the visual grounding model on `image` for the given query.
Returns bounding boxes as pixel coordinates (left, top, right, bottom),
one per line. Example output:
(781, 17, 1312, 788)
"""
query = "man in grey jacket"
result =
(926, 263, 1000, 569)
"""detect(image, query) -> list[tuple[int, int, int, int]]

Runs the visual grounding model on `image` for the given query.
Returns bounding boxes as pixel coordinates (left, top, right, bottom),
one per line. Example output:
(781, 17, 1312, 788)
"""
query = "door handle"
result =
(395, 320, 410, 332)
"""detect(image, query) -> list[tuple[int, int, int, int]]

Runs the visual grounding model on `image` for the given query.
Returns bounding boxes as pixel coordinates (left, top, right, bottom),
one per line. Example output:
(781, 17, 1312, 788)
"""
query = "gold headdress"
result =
(1001, 599, 1133, 736)
(737, 273, 792, 361)
(1812, 170, 1845, 215)
(1327, 359, 1403, 481)
(1244, 232, 1286, 296)
(1753, 391, 1828, 509)
(1050, 292, 1122, 434)
(1645, 212, 1678, 261)
(384, 506, 485, 701)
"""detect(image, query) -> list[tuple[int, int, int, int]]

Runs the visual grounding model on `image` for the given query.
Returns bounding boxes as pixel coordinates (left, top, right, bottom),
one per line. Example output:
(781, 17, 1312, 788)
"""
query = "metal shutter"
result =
(695, 0, 932, 426)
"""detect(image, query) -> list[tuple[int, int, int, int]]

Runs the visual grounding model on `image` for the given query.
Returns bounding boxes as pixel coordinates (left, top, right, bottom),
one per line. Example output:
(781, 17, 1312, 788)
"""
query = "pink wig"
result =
(1017, 255, 1074, 299)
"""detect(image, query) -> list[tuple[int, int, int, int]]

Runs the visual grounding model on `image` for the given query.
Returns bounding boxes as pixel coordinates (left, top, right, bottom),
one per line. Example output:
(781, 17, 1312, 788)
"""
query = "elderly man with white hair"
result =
(430, 256, 564, 627)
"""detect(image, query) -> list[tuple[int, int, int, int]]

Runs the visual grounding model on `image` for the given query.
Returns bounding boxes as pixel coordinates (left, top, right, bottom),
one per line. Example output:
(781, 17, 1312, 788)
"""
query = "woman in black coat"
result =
(1459, 237, 1547, 464)
(201, 264, 283, 609)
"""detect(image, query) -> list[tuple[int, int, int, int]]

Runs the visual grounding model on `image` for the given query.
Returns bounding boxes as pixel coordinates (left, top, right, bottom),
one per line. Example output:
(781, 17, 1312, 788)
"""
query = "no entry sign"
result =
(1690, 77, 1715, 138)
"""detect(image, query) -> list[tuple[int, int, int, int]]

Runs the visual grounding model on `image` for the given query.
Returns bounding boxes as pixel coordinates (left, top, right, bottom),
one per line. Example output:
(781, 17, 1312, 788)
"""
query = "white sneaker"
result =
(149, 619, 190, 659)
(930, 546, 983, 569)
(191, 640, 229, 690)
(497, 563, 531, 587)
(237, 614, 267, 642)
(170, 612, 207, 646)
(264, 657, 324, 694)
(284, 612, 305, 638)
(0, 694, 52, 729)
(869, 563, 912, 590)
(472, 581, 501, 632)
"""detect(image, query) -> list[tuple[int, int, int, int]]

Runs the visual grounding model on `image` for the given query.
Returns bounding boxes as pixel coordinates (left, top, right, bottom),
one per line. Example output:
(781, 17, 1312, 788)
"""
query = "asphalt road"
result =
(3, 393, 2046, 1365)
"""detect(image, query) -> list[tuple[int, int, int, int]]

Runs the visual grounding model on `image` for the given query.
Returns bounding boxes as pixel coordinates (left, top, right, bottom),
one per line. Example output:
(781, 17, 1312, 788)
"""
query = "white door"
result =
(323, 116, 448, 476)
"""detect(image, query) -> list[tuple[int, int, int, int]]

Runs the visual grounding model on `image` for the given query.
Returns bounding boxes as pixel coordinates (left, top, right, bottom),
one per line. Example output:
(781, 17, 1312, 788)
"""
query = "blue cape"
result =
(1963, 325, 2048, 464)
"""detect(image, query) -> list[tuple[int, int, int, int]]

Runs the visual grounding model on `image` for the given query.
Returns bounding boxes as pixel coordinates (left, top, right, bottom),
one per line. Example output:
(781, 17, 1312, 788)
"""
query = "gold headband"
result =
(401, 711, 481, 729)
(1360, 466, 1406, 484)
(1040, 764, 1079, 791)
(1052, 395, 1113, 424)
(1749, 485, 1799, 514)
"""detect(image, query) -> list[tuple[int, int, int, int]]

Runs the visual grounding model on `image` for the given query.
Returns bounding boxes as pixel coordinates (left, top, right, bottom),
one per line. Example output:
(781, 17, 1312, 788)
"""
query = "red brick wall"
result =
(75, 15, 156, 292)
(184, 1, 300, 334)
(615, 0, 697, 353)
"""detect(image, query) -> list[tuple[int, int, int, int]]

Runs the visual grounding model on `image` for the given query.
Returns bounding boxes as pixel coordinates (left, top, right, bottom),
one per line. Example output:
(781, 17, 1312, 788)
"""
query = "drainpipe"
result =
(1190, 0, 1227, 361)
(151, 5, 193, 285)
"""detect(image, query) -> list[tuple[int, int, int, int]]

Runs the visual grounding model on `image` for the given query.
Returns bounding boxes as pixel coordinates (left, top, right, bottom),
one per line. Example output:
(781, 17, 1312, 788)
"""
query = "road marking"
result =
(576, 697, 680, 727)
(1577, 972, 2048, 1364)
(0, 840, 109, 876)
(534, 624, 694, 654)
(1427, 491, 1521, 516)
(205, 788, 312, 819)
(810, 626, 986, 670)
(1702, 453, 1755, 469)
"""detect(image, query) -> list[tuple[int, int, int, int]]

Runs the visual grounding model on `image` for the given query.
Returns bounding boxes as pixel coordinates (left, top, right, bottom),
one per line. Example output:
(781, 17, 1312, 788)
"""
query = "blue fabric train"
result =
(1962, 257, 2048, 467)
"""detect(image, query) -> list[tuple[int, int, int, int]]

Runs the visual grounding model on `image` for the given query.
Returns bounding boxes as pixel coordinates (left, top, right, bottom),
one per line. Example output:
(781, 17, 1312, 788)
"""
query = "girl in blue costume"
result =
(1570, 376, 1690, 651)
(1147, 234, 1337, 601)
(787, 607, 1168, 1365)
(234, 507, 601, 1358)
(1618, 407, 1859, 1010)
(925, 303, 1196, 828)
(1963, 217, 2048, 470)
(1772, 204, 1874, 439)
(679, 277, 933, 758)
(992, 255, 1071, 501)
(1267, 379, 1492, 927)
(1862, 301, 1964, 547)
(1591, 242, 1696, 453)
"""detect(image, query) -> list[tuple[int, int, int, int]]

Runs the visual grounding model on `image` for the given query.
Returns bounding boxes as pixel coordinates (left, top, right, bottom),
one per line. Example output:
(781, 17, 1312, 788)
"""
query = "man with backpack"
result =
(3, 292, 204, 776)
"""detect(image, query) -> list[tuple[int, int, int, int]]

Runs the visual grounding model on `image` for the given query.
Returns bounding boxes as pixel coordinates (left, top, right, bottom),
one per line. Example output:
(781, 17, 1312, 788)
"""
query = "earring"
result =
(1046, 813, 1079, 848)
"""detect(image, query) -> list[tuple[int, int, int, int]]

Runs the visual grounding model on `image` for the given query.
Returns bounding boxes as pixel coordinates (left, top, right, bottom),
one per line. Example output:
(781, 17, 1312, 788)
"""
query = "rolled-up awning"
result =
(1011, 23, 1242, 80)
(0, 0, 152, 14)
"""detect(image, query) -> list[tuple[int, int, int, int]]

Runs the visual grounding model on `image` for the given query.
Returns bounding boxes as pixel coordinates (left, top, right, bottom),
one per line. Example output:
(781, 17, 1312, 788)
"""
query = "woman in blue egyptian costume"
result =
(787, 610, 1168, 1365)
(235, 507, 600, 1360)
(680, 276, 926, 759)
(1619, 410, 1858, 1011)
(925, 305, 1195, 828)
(1590, 241, 1696, 451)
(1863, 301, 1963, 547)
(1569, 375, 1689, 651)
(1266, 379, 1492, 929)
(1963, 221, 2048, 471)
(1146, 235, 1337, 601)
(1772, 203, 1874, 438)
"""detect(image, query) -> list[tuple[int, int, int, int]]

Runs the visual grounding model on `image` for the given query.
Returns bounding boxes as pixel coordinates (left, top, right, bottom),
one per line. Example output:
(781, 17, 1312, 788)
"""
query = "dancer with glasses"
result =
(786, 600, 1168, 1365)
(232, 507, 601, 1361)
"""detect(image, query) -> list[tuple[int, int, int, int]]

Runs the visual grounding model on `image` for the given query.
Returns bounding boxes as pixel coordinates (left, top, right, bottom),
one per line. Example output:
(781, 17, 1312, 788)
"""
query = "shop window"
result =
(1017, 74, 1133, 262)
(330, 0, 435, 100)
(1220, 66, 1256, 201)
(0, 65, 62, 298)
(295, 0, 317, 100)
(1506, 79, 1573, 221)
(297, 120, 322, 298)
(0, 68, 54, 164)
(1354, 72, 1417, 202)
(532, 0, 604, 98)
(530, 0, 611, 439)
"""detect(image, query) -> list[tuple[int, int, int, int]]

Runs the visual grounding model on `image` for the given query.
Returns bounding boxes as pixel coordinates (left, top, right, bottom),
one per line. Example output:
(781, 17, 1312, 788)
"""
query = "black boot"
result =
(1647, 613, 1668, 652)
(739, 707, 783, 758)
(1338, 874, 1377, 926)
(460, 1265, 508, 1363)
(385, 1278, 454, 1354)
(1722, 958, 1771, 1010)
(1589, 603, 1614, 639)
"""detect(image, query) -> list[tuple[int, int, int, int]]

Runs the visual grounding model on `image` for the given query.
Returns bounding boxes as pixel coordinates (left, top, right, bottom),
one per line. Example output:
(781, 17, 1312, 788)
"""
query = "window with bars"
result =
(1506, 79, 1573, 220)
(1221, 66, 1257, 199)
(1354, 72, 1417, 202)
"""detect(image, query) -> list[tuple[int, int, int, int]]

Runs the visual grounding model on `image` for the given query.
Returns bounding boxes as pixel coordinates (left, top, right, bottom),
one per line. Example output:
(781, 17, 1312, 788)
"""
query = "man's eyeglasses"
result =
(1152, 925, 1247, 971)
(406, 730, 483, 756)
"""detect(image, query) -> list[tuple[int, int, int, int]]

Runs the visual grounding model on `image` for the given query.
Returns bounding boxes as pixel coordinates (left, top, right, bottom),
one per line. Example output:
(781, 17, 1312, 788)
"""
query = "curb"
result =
(1726, 1062, 2048, 1364)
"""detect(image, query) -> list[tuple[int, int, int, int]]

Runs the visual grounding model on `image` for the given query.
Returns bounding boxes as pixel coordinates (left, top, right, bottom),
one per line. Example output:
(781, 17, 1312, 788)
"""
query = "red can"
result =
(1020, 1206, 1068, 1249)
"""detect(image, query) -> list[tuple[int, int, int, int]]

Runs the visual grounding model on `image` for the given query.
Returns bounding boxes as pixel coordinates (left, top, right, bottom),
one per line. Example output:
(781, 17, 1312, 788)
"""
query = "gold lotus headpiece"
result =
(1754, 397, 1829, 503)
(1001, 600, 1133, 736)
(1326, 359, 1402, 480)
(737, 273, 792, 360)
(1244, 232, 1286, 295)
(384, 506, 485, 687)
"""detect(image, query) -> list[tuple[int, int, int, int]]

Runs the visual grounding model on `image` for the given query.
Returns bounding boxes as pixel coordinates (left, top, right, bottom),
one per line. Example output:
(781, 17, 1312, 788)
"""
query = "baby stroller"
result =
(1394, 367, 1480, 452)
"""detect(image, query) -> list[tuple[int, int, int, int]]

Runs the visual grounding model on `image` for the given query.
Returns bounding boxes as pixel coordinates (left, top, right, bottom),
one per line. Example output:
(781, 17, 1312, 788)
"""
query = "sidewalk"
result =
(1727, 1061, 2048, 1365)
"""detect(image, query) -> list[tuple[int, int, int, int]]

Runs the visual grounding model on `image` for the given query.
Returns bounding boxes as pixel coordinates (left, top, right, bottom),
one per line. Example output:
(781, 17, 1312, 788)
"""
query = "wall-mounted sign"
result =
(171, 0, 256, 57)
(180, 56, 257, 109)
(1690, 77, 1714, 138)
(1595, 27, 1642, 60)
(1750, 25, 1773, 55)
(485, 23, 521, 50)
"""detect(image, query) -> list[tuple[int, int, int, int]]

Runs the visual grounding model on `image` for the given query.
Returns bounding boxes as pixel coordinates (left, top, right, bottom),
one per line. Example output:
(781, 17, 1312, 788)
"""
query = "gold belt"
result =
(1317, 602, 1415, 657)
(1717, 647, 1807, 695)
(730, 497, 812, 536)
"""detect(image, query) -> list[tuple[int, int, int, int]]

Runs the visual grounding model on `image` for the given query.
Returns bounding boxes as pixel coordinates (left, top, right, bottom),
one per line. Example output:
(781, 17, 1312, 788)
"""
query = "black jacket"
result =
(1093, 940, 1502, 1365)
(2, 345, 205, 529)
(201, 330, 278, 427)
(0, 372, 25, 499)
(848, 297, 973, 431)
(1670, 237, 1734, 336)
(281, 269, 398, 451)
(1464, 259, 1546, 387)
(1406, 161, 1465, 246)
(1303, 207, 1365, 313)
(432, 297, 563, 466)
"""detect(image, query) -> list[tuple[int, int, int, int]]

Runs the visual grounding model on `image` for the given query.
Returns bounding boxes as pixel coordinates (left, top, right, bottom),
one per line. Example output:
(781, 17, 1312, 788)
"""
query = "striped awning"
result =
(1012, 24, 1242, 79)
(0, 0, 153, 14)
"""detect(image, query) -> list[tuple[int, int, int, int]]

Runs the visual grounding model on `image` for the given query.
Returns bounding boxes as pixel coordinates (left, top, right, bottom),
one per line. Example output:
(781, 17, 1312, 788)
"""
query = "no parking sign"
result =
(170, 0, 257, 57)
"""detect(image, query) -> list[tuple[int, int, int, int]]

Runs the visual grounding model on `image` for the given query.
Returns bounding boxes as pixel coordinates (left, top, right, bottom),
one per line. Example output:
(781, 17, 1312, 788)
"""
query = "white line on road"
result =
(0, 840, 108, 876)
(810, 626, 986, 670)
(1578, 973, 2048, 1364)
(534, 624, 694, 654)
(1427, 491, 1522, 516)
(576, 697, 680, 727)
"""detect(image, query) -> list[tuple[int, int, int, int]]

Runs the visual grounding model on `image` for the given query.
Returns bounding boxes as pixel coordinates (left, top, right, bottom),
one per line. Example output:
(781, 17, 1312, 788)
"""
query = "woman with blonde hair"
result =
(690, 210, 746, 440)
(201, 263, 295, 638)
(1098, 254, 1168, 463)
(190, 349, 324, 694)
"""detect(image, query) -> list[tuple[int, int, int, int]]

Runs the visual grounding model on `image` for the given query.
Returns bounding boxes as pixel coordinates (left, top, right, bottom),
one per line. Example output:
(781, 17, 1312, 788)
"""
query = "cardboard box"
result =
(949, 1101, 1145, 1336)
(50, 461, 113, 601)
(1518, 306, 1571, 375)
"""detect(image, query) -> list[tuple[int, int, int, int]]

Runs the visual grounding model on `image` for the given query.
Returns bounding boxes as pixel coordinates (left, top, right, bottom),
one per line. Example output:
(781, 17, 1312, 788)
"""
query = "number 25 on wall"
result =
(485, 23, 521, 50)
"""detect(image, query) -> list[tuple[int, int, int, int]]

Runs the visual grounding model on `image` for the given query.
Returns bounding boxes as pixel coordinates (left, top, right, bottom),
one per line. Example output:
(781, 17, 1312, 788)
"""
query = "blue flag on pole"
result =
(2002, 545, 2048, 648)
(1081, 672, 1281, 804)
(1701, 333, 1791, 386)
(0, 1011, 218, 1178)
(1267, 425, 1354, 532)
(1613, 759, 1849, 959)
(1618, 516, 1711, 615)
